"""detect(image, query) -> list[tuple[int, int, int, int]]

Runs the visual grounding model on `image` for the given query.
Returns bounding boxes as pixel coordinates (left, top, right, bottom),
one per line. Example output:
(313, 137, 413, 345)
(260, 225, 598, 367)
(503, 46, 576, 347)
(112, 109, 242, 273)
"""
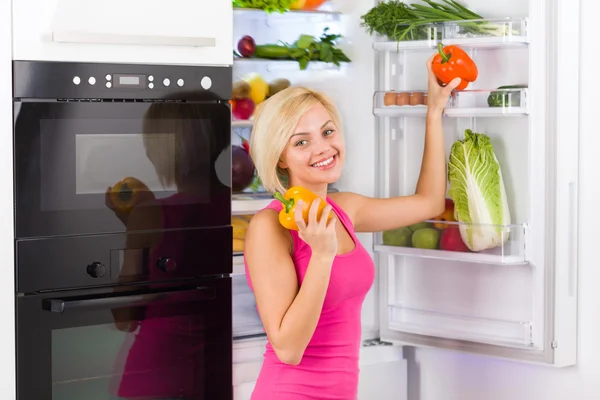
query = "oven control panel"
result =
(13, 60, 231, 101)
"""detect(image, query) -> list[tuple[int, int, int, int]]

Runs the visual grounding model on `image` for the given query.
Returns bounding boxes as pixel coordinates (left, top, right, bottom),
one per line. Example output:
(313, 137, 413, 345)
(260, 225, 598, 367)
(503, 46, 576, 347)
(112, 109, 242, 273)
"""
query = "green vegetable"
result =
(360, 0, 503, 43)
(232, 0, 294, 13)
(487, 85, 528, 108)
(447, 129, 511, 252)
(243, 28, 351, 70)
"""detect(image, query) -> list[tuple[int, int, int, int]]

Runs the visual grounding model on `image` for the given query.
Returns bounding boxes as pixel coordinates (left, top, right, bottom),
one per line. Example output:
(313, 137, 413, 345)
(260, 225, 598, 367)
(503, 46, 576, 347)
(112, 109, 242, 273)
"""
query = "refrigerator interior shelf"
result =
(372, 17, 529, 52)
(232, 119, 254, 129)
(373, 88, 528, 118)
(387, 304, 534, 347)
(233, 254, 245, 275)
(233, 6, 341, 25)
(376, 220, 527, 265)
(232, 192, 275, 215)
(234, 58, 343, 72)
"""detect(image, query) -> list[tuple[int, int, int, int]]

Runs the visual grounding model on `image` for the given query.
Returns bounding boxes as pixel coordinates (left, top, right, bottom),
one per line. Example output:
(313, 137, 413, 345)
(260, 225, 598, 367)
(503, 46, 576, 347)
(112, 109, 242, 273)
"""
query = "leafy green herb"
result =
(232, 0, 295, 13)
(360, 0, 500, 43)
(248, 28, 351, 70)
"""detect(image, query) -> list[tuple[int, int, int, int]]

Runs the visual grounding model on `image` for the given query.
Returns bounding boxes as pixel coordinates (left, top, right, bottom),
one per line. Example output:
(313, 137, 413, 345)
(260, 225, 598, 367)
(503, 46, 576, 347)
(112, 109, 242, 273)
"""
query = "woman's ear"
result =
(278, 158, 288, 169)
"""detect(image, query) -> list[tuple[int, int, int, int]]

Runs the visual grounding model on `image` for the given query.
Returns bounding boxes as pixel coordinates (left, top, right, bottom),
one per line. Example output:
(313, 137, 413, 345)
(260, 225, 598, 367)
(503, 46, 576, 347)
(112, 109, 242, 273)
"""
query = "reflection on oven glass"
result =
(75, 133, 177, 195)
(52, 314, 209, 399)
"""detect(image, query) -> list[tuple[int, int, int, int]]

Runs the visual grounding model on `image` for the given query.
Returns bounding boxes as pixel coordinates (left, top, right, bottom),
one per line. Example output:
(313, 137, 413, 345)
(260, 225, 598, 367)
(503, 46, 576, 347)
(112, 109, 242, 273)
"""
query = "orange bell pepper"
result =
(431, 43, 478, 91)
(273, 186, 332, 231)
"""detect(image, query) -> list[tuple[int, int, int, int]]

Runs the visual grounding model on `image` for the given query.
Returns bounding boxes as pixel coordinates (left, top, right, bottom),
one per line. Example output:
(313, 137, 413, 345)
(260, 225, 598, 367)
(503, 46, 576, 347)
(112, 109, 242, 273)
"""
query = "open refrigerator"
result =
(231, 0, 579, 368)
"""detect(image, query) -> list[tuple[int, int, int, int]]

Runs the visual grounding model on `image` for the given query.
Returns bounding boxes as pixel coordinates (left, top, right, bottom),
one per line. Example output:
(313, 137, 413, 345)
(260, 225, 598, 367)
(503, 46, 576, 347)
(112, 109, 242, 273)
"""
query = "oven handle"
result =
(51, 31, 216, 48)
(43, 286, 214, 313)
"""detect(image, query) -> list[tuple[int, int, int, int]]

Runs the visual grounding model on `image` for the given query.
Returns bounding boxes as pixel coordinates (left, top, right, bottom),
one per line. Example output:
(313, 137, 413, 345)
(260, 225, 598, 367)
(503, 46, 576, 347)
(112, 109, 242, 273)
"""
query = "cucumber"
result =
(254, 45, 292, 60)
(487, 84, 528, 108)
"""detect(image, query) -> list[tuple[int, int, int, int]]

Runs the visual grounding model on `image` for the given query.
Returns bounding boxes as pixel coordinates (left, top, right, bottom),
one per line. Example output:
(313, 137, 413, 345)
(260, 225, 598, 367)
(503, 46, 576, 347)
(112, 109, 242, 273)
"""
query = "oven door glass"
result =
(14, 101, 231, 238)
(17, 278, 232, 400)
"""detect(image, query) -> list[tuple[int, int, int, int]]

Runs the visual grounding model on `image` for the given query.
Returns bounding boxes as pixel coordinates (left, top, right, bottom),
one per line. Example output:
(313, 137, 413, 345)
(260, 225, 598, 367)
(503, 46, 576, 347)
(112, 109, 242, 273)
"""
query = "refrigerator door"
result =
(374, 0, 578, 366)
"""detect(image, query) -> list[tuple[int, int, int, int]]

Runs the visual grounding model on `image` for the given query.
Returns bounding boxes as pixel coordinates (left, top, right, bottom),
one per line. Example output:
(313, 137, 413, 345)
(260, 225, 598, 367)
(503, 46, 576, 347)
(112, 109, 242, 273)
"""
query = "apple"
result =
(237, 35, 256, 58)
(432, 198, 456, 229)
(439, 226, 470, 252)
(232, 97, 255, 120)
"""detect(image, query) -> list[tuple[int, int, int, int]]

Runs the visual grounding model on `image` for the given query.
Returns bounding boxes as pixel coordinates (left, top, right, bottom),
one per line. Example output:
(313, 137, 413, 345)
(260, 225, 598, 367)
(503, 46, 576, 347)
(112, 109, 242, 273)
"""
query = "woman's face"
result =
(278, 104, 344, 190)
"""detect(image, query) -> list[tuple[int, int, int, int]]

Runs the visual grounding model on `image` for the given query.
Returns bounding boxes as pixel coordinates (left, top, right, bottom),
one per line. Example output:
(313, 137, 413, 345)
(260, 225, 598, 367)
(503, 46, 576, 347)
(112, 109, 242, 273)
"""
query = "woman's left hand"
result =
(425, 54, 461, 114)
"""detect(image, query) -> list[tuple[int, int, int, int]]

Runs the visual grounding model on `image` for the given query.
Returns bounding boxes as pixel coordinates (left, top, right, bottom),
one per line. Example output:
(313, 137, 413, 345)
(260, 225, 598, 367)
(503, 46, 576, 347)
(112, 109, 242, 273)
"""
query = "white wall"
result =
(406, 0, 600, 399)
(0, 0, 16, 397)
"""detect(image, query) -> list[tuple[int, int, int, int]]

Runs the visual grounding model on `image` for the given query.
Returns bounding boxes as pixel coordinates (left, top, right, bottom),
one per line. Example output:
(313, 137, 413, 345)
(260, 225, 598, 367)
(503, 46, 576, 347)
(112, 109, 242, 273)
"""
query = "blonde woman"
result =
(244, 55, 460, 399)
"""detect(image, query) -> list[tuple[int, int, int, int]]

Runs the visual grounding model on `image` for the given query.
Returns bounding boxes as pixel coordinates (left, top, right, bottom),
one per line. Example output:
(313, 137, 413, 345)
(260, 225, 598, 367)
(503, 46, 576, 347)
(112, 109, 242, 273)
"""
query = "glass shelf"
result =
(373, 88, 528, 118)
(232, 192, 274, 215)
(388, 304, 533, 347)
(232, 119, 254, 129)
(375, 220, 527, 265)
(373, 18, 529, 52)
(234, 57, 342, 72)
(233, 6, 341, 25)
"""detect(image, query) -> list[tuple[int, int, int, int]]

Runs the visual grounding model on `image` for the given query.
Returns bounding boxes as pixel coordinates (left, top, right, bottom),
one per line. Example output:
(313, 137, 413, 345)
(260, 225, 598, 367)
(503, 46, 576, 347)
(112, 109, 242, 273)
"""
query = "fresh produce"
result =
(237, 35, 256, 58)
(302, 0, 327, 9)
(487, 84, 528, 107)
(439, 226, 470, 252)
(432, 43, 478, 90)
(411, 228, 440, 249)
(448, 129, 511, 252)
(232, 80, 251, 99)
(232, 145, 256, 192)
(382, 227, 413, 247)
(232, 216, 250, 240)
(289, 0, 306, 9)
(108, 177, 152, 215)
(232, 97, 256, 120)
(232, 0, 295, 13)
(233, 239, 245, 252)
(360, 0, 503, 43)
(243, 73, 270, 105)
(408, 221, 433, 232)
(268, 78, 291, 97)
(431, 198, 456, 229)
(249, 28, 351, 70)
(273, 186, 332, 231)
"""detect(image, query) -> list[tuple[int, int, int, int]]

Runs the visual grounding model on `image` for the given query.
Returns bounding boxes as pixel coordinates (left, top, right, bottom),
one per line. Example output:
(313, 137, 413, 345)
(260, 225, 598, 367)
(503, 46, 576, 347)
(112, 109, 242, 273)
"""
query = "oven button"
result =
(105, 74, 112, 81)
(73, 76, 81, 85)
(201, 76, 212, 90)
(148, 82, 154, 89)
(157, 257, 177, 272)
(86, 262, 106, 278)
(88, 77, 96, 85)
(177, 78, 184, 87)
(106, 82, 112, 88)
(163, 78, 170, 87)
(148, 75, 154, 82)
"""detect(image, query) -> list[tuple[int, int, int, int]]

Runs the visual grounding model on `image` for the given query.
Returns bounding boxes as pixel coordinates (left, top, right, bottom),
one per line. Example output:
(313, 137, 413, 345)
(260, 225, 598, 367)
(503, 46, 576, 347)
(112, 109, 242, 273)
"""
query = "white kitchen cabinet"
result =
(12, 0, 232, 66)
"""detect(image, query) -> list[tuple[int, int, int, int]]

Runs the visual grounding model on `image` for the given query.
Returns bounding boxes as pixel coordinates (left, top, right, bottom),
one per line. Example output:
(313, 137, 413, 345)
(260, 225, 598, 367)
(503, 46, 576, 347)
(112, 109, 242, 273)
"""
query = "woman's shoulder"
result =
(327, 191, 364, 226)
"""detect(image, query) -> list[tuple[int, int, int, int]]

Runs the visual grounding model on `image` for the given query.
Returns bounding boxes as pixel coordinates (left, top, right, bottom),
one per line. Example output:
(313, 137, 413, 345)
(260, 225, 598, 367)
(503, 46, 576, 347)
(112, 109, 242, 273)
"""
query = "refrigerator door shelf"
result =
(373, 88, 529, 118)
(387, 304, 533, 348)
(375, 220, 528, 266)
(372, 18, 529, 52)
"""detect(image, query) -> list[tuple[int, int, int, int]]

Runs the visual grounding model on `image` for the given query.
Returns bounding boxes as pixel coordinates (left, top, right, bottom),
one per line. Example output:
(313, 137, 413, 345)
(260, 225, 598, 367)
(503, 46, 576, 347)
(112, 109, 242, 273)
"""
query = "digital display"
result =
(113, 74, 146, 88)
(119, 76, 140, 85)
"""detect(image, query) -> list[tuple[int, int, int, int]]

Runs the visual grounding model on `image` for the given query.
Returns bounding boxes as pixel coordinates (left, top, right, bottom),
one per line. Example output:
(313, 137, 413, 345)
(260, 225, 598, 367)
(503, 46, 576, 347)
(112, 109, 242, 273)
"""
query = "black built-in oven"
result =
(13, 60, 234, 400)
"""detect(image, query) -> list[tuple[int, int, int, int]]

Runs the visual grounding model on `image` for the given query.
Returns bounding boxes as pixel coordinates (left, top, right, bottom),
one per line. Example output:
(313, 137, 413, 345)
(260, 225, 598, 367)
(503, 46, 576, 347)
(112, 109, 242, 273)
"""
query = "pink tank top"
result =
(244, 196, 376, 400)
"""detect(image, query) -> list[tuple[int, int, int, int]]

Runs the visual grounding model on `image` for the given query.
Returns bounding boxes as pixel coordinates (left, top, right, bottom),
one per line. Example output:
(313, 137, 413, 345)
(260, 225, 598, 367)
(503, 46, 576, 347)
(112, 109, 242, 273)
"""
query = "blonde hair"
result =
(250, 86, 343, 194)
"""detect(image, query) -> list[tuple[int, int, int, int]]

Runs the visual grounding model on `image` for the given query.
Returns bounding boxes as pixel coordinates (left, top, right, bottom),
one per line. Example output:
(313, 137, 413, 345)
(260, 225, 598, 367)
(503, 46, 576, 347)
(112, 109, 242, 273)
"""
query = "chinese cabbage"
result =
(447, 129, 511, 252)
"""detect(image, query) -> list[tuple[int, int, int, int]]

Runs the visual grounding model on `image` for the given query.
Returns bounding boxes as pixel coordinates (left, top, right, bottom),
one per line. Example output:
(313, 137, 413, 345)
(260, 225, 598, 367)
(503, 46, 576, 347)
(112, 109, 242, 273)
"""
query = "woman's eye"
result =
(323, 129, 334, 136)
(295, 140, 308, 147)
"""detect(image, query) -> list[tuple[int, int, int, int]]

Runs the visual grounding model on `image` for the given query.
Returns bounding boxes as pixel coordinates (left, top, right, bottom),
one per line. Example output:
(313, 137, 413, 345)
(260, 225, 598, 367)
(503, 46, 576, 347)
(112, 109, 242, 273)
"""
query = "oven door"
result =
(16, 278, 232, 400)
(13, 100, 231, 239)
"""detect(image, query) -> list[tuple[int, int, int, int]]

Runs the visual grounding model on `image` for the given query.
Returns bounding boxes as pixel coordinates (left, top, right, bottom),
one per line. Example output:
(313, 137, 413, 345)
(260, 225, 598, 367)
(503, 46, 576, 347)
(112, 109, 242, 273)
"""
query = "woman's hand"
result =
(426, 53, 462, 115)
(295, 198, 337, 261)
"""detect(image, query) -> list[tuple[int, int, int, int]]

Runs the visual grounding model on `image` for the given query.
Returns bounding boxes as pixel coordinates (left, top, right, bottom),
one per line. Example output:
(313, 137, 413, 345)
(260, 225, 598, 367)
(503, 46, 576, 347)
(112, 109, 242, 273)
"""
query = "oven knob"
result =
(157, 257, 177, 272)
(86, 262, 106, 278)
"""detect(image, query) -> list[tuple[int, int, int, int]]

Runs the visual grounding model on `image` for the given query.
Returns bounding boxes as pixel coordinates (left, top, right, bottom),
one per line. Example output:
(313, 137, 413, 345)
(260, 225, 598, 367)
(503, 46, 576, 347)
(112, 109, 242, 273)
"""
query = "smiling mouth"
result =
(311, 155, 336, 168)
